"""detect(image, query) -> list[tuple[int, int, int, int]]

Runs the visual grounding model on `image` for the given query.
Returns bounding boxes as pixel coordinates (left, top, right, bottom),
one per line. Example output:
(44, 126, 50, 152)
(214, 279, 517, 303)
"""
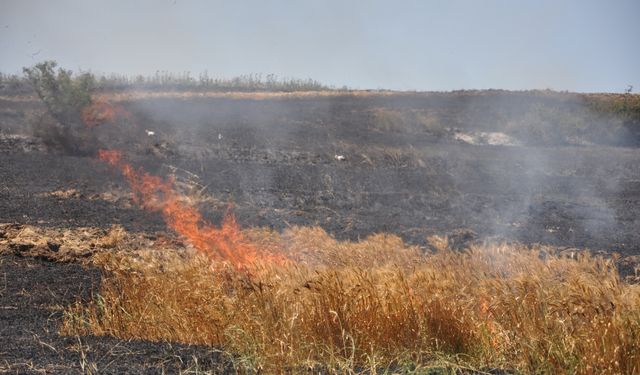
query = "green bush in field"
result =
(23, 61, 97, 154)
(23, 60, 95, 127)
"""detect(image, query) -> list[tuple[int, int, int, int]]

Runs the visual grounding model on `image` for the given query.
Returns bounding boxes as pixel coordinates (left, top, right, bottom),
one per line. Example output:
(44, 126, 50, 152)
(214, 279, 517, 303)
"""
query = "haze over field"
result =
(1, 0, 639, 92)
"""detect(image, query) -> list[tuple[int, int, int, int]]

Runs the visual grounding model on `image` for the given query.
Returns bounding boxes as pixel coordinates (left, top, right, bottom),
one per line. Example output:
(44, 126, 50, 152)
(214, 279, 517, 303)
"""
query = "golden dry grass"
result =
(61, 227, 640, 374)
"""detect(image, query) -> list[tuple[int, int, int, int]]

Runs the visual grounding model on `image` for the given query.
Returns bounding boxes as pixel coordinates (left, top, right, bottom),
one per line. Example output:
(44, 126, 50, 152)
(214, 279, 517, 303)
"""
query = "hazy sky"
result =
(1, 0, 638, 92)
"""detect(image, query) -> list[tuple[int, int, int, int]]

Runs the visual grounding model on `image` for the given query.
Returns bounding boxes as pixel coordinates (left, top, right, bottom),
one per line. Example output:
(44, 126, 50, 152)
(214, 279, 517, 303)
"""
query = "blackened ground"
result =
(0, 254, 231, 374)
(1, 95, 640, 254)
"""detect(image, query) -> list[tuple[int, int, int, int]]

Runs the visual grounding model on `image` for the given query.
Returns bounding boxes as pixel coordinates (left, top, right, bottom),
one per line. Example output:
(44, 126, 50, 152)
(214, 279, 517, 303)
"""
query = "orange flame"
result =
(479, 298, 501, 349)
(82, 99, 130, 127)
(98, 149, 285, 268)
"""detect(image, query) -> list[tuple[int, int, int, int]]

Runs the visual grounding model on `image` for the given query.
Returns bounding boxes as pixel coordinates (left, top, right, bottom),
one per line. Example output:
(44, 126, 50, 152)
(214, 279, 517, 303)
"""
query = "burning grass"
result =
(98, 149, 286, 268)
(61, 229, 640, 374)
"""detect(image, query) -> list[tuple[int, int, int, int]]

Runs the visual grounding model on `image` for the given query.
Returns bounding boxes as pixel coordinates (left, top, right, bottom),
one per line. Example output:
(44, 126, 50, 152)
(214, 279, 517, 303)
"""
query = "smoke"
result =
(23, 84, 632, 256)
(114, 90, 637, 254)
(440, 91, 627, 251)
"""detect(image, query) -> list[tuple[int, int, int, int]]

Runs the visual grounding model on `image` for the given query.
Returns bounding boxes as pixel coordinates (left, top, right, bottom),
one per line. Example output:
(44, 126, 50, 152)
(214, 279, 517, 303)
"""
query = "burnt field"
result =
(2, 90, 640, 373)
(2, 91, 640, 252)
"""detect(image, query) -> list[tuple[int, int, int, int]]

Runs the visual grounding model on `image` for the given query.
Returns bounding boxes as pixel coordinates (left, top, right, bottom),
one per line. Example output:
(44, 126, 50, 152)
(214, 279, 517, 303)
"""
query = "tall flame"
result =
(98, 148, 283, 268)
(83, 98, 285, 268)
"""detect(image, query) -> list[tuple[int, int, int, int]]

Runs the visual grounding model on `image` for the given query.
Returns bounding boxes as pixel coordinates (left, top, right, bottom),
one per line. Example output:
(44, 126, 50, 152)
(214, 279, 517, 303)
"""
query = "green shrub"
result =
(23, 61, 95, 125)
(23, 61, 97, 154)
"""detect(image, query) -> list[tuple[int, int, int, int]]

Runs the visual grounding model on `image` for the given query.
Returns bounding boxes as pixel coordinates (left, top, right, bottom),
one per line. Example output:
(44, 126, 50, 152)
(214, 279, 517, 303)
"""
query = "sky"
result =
(0, 0, 638, 92)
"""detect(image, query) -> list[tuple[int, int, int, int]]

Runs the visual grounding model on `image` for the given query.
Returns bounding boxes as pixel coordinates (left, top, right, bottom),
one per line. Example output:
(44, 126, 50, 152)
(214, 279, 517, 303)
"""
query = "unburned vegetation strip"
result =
(61, 227, 640, 374)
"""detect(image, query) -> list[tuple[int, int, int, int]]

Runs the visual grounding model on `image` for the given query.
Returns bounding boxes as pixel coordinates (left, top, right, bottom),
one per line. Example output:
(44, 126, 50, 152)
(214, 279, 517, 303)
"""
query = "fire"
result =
(81, 99, 130, 127)
(97, 150, 284, 269)
(84, 99, 285, 268)
(479, 297, 501, 349)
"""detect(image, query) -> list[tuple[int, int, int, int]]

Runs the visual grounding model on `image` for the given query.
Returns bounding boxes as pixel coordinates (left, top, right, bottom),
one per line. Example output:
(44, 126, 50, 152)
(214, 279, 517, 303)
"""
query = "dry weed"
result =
(61, 227, 640, 374)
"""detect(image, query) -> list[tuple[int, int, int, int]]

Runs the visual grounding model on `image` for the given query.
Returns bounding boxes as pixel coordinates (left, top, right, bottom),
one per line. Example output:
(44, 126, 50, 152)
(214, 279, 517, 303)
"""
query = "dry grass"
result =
(61, 227, 640, 374)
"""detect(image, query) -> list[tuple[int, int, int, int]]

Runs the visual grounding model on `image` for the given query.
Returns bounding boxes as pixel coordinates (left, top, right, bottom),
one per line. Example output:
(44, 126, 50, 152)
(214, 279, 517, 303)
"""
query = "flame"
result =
(478, 297, 501, 349)
(81, 99, 130, 127)
(86, 99, 285, 268)
(98, 149, 285, 268)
